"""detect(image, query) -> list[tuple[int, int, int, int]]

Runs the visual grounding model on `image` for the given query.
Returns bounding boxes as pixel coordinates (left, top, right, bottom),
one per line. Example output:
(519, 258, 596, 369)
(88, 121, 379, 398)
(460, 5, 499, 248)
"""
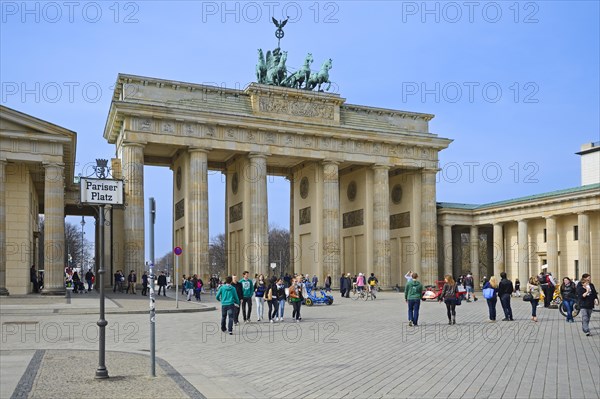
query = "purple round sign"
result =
(173, 246, 183, 256)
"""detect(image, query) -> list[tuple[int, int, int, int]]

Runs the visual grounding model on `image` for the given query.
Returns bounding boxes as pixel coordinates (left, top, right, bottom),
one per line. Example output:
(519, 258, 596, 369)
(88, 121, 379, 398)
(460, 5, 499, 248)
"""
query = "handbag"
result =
(523, 293, 533, 302)
(483, 288, 495, 299)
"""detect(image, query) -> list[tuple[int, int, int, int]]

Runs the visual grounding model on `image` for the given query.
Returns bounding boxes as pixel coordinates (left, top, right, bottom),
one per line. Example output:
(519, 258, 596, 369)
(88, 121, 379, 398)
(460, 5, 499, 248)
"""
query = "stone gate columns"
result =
(189, 148, 209, 276)
(248, 153, 268, 276)
(493, 223, 504, 277)
(42, 162, 65, 295)
(443, 224, 452, 278)
(545, 216, 558, 273)
(517, 219, 529, 285)
(420, 168, 438, 284)
(470, 225, 480, 289)
(372, 165, 391, 288)
(122, 143, 145, 279)
(322, 160, 340, 282)
(578, 212, 591, 275)
(0, 160, 7, 295)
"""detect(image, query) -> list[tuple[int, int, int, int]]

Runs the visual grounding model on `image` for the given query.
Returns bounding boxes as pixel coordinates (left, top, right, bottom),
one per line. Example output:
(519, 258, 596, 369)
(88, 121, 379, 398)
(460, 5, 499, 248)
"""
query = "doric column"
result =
(470, 225, 480, 289)
(443, 224, 453, 278)
(420, 168, 438, 284)
(122, 143, 145, 280)
(493, 223, 504, 277)
(372, 165, 391, 288)
(0, 160, 8, 295)
(322, 160, 340, 282)
(517, 220, 529, 285)
(189, 148, 209, 276)
(545, 216, 558, 274)
(248, 153, 268, 276)
(578, 212, 591, 276)
(288, 175, 295, 275)
(41, 162, 65, 295)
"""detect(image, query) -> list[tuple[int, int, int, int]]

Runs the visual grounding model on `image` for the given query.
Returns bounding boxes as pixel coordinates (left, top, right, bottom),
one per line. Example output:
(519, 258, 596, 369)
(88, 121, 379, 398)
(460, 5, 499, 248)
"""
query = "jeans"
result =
(221, 304, 235, 332)
(407, 299, 421, 325)
(292, 300, 302, 320)
(581, 308, 593, 333)
(500, 294, 513, 320)
(255, 297, 265, 320)
(158, 285, 166, 296)
(267, 299, 277, 320)
(542, 285, 553, 307)
(86, 280, 92, 291)
(530, 299, 539, 317)
(486, 297, 497, 320)
(242, 297, 253, 321)
(278, 299, 286, 319)
(186, 288, 193, 301)
(563, 299, 574, 321)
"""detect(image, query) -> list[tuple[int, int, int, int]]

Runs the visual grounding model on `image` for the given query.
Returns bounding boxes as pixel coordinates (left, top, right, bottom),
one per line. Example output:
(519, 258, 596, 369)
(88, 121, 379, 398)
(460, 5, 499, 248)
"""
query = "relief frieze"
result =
(343, 209, 364, 229)
(390, 212, 410, 230)
(258, 97, 334, 120)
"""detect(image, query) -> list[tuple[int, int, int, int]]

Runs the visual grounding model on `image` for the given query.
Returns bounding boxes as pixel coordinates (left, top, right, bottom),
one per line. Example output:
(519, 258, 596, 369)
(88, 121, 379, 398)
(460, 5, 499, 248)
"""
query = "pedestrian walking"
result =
(254, 274, 266, 321)
(439, 275, 459, 325)
(185, 277, 194, 301)
(216, 276, 239, 335)
(514, 279, 521, 297)
(368, 273, 378, 299)
(30, 265, 39, 293)
(231, 274, 243, 325)
(127, 270, 137, 294)
(498, 272, 514, 321)
(85, 269, 94, 292)
(312, 274, 318, 289)
(289, 275, 304, 322)
(464, 272, 477, 302)
(275, 278, 287, 321)
(576, 274, 598, 336)
(405, 272, 423, 326)
(266, 276, 278, 323)
(157, 271, 167, 296)
(324, 274, 332, 292)
(526, 277, 541, 322)
(141, 271, 148, 296)
(340, 273, 347, 297)
(560, 277, 577, 323)
(240, 271, 254, 322)
(482, 276, 498, 322)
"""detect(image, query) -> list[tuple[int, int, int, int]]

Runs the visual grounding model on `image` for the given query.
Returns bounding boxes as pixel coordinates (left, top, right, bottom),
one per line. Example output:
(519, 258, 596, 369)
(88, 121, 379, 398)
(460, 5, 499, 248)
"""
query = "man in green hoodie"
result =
(216, 276, 240, 335)
(405, 272, 423, 326)
(240, 271, 254, 323)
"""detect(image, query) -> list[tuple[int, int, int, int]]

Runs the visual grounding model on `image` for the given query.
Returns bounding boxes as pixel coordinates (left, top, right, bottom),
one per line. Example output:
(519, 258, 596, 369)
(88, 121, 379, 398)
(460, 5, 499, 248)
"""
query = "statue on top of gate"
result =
(255, 17, 333, 92)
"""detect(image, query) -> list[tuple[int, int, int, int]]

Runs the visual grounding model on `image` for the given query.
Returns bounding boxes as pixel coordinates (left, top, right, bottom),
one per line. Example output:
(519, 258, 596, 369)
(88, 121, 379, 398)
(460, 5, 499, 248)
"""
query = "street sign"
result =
(80, 177, 123, 205)
(174, 246, 183, 256)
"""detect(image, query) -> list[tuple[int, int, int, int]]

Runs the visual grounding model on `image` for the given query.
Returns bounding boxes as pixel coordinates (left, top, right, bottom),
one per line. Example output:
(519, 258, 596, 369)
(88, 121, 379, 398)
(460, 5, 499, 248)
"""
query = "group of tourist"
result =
(216, 271, 308, 334)
(339, 272, 379, 298)
(404, 271, 598, 337)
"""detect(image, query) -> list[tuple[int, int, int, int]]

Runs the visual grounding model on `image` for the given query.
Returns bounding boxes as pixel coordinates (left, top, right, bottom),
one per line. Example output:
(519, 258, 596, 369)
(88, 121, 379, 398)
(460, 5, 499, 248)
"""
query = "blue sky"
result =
(2, 1, 598, 259)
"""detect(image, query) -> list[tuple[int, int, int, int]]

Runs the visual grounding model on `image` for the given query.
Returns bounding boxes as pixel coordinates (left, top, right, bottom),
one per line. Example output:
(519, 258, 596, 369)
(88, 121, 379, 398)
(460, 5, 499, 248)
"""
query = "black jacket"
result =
(560, 283, 577, 301)
(498, 279, 514, 296)
(232, 281, 243, 301)
(576, 282, 598, 309)
(158, 275, 167, 286)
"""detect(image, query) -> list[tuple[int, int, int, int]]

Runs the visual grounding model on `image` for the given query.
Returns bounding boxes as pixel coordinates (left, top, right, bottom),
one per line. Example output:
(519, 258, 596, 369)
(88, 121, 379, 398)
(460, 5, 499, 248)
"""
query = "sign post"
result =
(80, 159, 123, 380)
(174, 246, 183, 308)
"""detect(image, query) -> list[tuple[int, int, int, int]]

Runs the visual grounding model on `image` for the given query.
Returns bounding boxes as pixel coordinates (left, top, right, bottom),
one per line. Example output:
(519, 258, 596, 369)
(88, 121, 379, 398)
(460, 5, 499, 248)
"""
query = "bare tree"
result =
(268, 225, 290, 277)
(37, 217, 93, 272)
(209, 233, 226, 278)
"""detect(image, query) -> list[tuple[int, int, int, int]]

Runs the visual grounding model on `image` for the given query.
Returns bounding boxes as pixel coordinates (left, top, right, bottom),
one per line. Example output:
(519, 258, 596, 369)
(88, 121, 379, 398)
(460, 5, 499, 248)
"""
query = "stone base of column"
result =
(0, 288, 9, 296)
(41, 287, 66, 296)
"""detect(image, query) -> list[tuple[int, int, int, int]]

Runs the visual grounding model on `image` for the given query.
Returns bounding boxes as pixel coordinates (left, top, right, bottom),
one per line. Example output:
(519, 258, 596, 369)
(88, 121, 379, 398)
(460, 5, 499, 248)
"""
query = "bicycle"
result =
(351, 287, 370, 301)
(558, 301, 580, 318)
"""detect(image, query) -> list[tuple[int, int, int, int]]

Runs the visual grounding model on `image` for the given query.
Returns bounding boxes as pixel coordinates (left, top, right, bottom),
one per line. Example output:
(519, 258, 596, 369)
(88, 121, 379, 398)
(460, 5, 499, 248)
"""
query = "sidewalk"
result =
(0, 287, 216, 315)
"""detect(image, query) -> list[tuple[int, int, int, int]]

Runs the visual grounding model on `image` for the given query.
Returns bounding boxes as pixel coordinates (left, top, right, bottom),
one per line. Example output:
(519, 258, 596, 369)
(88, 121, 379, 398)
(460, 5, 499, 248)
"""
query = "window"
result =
(575, 260, 579, 280)
(574, 225, 579, 241)
(543, 229, 547, 243)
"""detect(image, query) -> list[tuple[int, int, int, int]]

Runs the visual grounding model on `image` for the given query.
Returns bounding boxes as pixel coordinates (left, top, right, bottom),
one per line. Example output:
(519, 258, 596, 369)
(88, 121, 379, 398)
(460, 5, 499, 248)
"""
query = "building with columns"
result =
(437, 152, 600, 288)
(0, 106, 87, 295)
(102, 74, 452, 289)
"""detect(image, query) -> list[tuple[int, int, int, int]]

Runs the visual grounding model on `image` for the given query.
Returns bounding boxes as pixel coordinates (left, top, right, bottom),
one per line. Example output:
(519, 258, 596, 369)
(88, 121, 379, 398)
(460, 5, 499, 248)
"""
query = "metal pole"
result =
(95, 205, 108, 379)
(175, 255, 179, 308)
(149, 197, 156, 377)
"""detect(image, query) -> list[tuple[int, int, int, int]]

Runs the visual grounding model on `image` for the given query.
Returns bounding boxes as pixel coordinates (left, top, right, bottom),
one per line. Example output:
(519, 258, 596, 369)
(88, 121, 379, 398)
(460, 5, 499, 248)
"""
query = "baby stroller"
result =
(73, 281, 86, 293)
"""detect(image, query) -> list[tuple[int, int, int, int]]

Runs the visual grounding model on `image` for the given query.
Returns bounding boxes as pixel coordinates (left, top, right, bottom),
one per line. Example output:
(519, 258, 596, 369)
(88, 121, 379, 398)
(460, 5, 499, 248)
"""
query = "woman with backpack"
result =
(254, 274, 267, 321)
(266, 276, 278, 323)
(405, 272, 423, 326)
(526, 276, 542, 322)
(482, 276, 498, 322)
(438, 275, 459, 325)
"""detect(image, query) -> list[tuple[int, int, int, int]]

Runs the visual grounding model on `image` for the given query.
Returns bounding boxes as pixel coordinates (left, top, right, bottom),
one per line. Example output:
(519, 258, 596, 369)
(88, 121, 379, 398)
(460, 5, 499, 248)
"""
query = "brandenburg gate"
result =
(103, 72, 451, 288)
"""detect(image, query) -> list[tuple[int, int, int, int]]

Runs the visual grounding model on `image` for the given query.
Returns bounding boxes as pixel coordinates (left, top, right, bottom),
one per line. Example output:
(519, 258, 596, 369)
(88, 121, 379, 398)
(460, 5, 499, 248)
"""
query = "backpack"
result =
(369, 278, 377, 286)
(538, 275, 546, 285)
(546, 275, 554, 287)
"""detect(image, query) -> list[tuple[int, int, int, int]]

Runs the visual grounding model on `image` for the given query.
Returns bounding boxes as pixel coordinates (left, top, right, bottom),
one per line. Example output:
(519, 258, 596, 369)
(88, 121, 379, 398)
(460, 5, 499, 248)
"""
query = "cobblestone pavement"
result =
(1, 291, 599, 398)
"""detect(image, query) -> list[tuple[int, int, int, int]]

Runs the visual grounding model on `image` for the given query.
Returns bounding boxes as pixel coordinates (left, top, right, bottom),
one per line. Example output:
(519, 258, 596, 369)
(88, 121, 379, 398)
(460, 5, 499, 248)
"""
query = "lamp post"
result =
(80, 216, 85, 272)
